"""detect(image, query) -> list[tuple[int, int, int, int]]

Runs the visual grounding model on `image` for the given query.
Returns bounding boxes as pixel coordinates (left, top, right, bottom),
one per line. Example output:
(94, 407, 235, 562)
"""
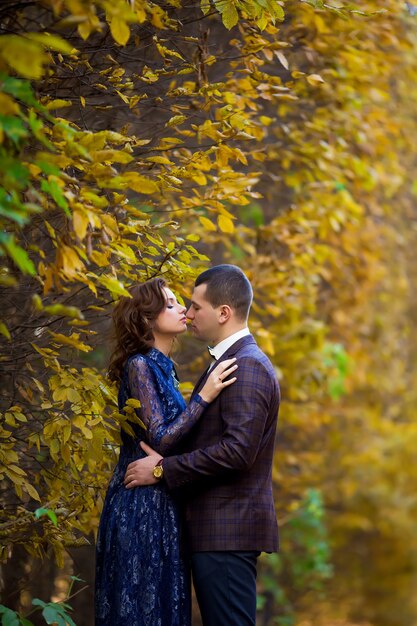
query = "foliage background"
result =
(1, 1, 417, 624)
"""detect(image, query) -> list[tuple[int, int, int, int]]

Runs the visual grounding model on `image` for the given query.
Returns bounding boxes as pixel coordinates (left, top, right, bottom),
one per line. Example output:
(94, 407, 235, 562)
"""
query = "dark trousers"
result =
(191, 551, 259, 626)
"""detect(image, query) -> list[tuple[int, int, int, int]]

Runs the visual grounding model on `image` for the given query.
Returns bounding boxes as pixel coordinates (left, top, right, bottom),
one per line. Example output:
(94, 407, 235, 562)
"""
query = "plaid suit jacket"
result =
(163, 334, 280, 553)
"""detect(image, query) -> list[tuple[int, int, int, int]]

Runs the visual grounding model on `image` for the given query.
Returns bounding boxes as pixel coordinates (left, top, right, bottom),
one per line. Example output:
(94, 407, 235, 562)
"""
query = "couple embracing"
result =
(95, 265, 280, 626)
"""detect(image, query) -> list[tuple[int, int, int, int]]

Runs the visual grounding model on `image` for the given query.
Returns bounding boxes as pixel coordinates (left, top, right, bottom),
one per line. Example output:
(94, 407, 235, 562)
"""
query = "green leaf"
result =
(0, 606, 20, 626)
(0, 115, 28, 144)
(0, 156, 30, 190)
(36, 160, 61, 177)
(34, 507, 58, 527)
(0, 235, 36, 275)
(0, 74, 38, 107)
(40, 180, 70, 216)
(215, 0, 239, 29)
(0, 204, 30, 227)
(42, 606, 65, 625)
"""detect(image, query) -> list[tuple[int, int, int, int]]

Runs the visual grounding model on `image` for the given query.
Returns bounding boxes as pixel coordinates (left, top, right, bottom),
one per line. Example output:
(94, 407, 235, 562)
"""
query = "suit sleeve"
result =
(162, 356, 275, 489)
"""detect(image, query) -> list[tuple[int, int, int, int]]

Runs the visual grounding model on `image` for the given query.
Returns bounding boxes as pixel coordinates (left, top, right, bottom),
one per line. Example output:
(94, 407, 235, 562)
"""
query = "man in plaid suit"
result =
(125, 265, 280, 625)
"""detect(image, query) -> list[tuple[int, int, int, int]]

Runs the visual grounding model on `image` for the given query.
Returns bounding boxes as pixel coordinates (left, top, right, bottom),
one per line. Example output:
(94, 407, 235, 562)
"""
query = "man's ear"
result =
(218, 305, 232, 324)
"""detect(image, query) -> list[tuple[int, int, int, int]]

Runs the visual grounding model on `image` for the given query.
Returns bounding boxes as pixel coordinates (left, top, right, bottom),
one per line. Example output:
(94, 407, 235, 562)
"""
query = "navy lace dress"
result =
(95, 348, 208, 626)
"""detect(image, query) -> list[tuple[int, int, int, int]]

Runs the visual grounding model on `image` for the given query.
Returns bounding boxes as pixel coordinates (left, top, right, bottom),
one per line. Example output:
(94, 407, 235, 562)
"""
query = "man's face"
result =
(186, 283, 220, 344)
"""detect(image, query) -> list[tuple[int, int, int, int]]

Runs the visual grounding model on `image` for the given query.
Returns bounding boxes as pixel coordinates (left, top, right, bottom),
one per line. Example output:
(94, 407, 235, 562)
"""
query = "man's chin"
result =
(188, 327, 205, 342)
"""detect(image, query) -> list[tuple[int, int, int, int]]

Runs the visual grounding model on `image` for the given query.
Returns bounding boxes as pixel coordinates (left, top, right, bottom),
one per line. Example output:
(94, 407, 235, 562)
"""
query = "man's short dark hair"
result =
(195, 265, 253, 321)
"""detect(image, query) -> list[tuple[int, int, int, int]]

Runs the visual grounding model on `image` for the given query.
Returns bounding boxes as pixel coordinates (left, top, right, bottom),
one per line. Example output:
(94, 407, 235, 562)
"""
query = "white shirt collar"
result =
(209, 328, 250, 361)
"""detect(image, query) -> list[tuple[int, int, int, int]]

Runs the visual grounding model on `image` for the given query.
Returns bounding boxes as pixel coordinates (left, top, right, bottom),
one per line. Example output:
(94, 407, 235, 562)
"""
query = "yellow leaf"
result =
(45, 99, 73, 110)
(307, 73, 325, 86)
(32, 378, 45, 393)
(155, 42, 184, 60)
(58, 245, 85, 277)
(67, 389, 82, 403)
(8, 464, 27, 477)
(78, 21, 92, 40)
(62, 424, 71, 444)
(49, 331, 92, 352)
(218, 215, 235, 233)
(110, 18, 130, 46)
(0, 36, 48, 79)
(93, 149, 133, 164)
(73, 415, 86, 429)
(150, 6, 165, 29)
(199, 216, 217, 231)
(191, 171, 207, 185)
(81, 426, 93, 439)
(26, 32, 75, 54)
(0, 322, 11, 340)
(220, 1, 239, 30)
(80, 96, 86, 108)
(73, 210, 89, 240)
(98, 275, 131, 298)
(123, 174, 159, 194)
(80, 191, 108, 209)
(115, 90, 130, 104)
(0, 94, 20, 115)
(61, 443, 71, 464)
(24, 483, 41, 502)
(113, 244, 137, 263)
(101, 213, 119, 235)
(5, 413, 16, 426)
(259, 116, 273, 126)
(146, 234, 162, 246)
(201, 0, 210, 16)
(125, 398, 141, 408)
(146, 156, 174, 165)
(275, 50, 289, 70)
(43, 304, 84, 320)
(89, 250, 110, 267)
(44, 220, 56, 240)
(50, 438, 60, 459)
(166, 115, 187, 127)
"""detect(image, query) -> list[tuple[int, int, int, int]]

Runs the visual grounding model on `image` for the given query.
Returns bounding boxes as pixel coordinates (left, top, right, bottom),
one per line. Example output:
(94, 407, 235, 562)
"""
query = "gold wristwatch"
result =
(152, 459, 164, 480)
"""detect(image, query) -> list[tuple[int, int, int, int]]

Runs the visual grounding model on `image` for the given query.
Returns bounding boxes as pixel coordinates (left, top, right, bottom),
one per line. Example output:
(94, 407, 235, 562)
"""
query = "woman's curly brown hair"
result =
(108, 277, 167, 382)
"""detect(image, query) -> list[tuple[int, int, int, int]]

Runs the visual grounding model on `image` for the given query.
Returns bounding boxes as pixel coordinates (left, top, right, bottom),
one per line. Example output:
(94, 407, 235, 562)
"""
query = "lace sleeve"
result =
(128, 357, 207, 455)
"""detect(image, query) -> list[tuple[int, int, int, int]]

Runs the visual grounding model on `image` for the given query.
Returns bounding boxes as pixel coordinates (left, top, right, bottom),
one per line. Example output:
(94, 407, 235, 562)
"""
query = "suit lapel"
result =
(191, 365, 211, 399)
(216, 334, 255, 362)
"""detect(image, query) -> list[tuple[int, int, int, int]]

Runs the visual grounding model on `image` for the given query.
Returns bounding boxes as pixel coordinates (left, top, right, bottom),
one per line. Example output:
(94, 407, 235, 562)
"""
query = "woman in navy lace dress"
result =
(95, 278, 237, 626)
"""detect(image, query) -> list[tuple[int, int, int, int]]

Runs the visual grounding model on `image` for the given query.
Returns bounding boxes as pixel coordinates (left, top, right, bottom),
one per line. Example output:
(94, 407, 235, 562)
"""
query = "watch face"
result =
(153, 465, 163, 479)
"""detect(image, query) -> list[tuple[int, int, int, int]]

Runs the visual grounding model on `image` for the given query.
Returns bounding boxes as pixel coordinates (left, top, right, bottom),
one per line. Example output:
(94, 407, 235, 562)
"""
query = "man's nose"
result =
(186, 307, 193, 319)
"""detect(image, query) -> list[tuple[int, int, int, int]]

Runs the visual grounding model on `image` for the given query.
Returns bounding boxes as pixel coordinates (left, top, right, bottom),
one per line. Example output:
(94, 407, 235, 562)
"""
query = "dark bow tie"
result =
(207, 346, 216, 359)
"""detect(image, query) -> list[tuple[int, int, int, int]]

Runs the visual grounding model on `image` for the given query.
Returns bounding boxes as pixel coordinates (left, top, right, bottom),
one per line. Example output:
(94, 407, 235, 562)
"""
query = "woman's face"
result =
(152, 287, 187, 338)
